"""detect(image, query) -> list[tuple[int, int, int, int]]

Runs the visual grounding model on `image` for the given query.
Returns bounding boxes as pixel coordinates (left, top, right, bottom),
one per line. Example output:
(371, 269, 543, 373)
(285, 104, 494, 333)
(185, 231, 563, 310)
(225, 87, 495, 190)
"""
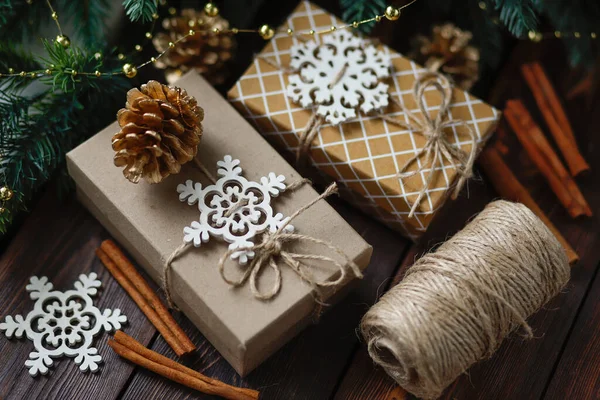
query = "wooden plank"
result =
(0, 192, 157, 399)
(542, 263, 600, 399)
(334, 40, 600, 400)
(119, 199, 410, 399)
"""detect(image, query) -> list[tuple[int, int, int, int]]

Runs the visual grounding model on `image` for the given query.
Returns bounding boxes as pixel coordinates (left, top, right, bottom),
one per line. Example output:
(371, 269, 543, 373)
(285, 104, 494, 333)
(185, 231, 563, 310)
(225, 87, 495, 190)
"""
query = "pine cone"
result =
(410, 23, 480, 90)
(112, 81, 204, 184)
(153, 9, 235, 85)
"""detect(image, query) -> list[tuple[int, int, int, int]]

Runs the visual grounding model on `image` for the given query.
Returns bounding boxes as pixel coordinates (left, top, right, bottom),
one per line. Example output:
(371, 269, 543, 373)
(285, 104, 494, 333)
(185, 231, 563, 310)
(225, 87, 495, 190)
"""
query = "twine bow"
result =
(217, 183, 363, 301)
(380, 71, 477, 218)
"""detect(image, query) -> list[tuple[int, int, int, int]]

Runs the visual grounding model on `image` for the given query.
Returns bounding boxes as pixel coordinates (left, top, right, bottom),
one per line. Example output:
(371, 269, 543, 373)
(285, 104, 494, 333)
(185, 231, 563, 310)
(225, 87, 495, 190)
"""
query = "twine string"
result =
(360, 200, 570, 399)
(379, 71, 477, 218)
(217, 183, 363, 301)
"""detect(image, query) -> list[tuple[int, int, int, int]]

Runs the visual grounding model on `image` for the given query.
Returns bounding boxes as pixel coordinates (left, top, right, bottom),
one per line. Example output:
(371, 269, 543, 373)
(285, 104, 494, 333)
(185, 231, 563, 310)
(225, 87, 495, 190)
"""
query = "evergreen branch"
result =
(59, 0, 111, 49)
(0, 0, 50, 43)
(340, 0, 386, 33)
(494, 0, 537, 37)
(0, 44, 42, 91)
(0, 46, 129, 235)
(122, 0, 158, 23)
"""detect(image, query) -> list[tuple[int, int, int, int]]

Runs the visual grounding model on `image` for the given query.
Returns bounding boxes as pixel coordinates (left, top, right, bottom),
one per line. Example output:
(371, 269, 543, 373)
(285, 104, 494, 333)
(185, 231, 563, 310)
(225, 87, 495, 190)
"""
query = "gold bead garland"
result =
(2, 1, 417, 81)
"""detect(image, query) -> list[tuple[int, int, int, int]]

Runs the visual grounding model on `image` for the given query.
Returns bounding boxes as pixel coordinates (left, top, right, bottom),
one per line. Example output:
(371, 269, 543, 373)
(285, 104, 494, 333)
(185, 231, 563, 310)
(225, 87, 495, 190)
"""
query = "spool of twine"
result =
(361, 200, 570, 399)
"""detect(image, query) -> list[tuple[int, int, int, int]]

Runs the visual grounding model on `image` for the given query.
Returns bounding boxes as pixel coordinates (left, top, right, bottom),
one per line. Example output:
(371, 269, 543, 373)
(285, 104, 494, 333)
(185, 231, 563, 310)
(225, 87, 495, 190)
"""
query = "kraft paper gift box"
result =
(66, 72, 372, 376)
(227, 1, 501, 240)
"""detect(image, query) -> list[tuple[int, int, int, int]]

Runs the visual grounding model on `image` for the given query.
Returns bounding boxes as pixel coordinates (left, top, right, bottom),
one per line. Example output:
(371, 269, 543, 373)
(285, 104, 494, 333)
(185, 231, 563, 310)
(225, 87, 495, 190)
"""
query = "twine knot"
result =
(380, 71, 477, 218)
(217, 183, 363, 301)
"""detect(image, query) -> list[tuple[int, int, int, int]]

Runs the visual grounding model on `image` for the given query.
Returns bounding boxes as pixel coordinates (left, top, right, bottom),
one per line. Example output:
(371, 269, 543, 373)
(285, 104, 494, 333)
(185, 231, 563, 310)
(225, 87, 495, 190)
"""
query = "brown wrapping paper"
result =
(227, 1, 501, 240)
(66, 72, 372, 376)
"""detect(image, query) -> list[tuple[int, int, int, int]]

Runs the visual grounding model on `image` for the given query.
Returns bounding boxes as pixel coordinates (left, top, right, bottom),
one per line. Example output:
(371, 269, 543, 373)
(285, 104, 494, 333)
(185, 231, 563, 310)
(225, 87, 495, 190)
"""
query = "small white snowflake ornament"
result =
(287, 29, 391, 125)
(178, 155, 293, 265)
(0, 273, 127, 376)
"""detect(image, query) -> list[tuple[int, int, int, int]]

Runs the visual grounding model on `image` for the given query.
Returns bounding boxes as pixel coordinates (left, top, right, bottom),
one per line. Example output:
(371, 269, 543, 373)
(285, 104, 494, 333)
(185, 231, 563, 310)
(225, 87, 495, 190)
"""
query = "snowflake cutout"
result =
(287, 29, 391, 125)
(177, 155, 293, 265)
(0, 273, 127, 376)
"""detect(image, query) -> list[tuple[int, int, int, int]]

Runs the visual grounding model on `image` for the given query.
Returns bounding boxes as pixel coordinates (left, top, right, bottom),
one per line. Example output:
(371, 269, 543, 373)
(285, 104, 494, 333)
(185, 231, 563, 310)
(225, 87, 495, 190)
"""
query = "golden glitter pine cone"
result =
(153, 9, 235, 84)
(411, 23, 480, 90)
(112, 80, 204, 184)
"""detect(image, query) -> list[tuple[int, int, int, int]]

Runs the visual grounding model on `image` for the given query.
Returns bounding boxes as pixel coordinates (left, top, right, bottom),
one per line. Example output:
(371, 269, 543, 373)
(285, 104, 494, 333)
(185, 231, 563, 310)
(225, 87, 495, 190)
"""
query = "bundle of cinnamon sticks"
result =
(109, 331, 259, 400)
(96, 239, 195, 357)
(502, 62, 591, 219)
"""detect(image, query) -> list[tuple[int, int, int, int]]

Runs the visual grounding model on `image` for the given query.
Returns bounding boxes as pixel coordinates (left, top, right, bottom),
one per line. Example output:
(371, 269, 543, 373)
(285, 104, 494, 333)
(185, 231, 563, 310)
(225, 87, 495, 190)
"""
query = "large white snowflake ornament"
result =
(0, 273, 127, 376)
(287, 29, 391, 125)
(178, 155, 293, 265)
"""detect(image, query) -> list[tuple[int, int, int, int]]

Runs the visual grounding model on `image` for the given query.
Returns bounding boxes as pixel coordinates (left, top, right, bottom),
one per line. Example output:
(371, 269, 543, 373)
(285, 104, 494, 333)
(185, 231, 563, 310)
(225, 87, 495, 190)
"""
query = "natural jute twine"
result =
(163, 177, 362, 308)
(361, 200, 570, 399)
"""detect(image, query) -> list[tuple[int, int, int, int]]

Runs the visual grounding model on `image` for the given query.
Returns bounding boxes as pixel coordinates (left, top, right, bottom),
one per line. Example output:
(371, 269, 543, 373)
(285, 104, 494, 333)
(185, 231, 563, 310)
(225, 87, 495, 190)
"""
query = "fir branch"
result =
(494, 0, 538, 37)
(340, 0, 386, 33)
(59, 0, 111, 49)
(0, 0, 50, 43)
(122, 0, 158, 23)
(0, 44, 42, 91)
(0, 46, 129, 234)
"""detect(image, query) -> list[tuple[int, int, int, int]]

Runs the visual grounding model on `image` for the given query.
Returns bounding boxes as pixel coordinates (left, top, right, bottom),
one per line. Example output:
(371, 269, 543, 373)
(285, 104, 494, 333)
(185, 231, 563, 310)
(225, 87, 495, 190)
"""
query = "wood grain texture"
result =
(0, 194, 157, 400)
(119, 199, 410, 400)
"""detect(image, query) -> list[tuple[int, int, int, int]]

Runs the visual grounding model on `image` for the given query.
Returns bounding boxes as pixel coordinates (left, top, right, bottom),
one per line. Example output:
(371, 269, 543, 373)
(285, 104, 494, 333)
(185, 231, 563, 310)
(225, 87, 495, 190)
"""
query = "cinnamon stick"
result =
(99, 240, 195, 353)
(109, 333, 258, 400)
(112, 331, 258, 399)
(505, 100, 592, 218)
(479, 147, 578, 264)
(521, 63, 589, 176)
(96, 242, 194, 357)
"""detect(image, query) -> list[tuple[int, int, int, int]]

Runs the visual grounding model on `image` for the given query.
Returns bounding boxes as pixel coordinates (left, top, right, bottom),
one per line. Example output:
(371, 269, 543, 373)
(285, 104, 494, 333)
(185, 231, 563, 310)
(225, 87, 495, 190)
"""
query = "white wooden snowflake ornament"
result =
(177, 155, 293, 265)
(0, 273, 127, 376)
(287, 30, 391, 125)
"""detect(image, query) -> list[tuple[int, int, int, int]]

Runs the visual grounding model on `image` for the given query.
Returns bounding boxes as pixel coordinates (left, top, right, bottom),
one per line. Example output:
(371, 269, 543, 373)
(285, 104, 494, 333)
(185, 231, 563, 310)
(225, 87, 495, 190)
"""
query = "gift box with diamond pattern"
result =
(228, 1, 500, 240)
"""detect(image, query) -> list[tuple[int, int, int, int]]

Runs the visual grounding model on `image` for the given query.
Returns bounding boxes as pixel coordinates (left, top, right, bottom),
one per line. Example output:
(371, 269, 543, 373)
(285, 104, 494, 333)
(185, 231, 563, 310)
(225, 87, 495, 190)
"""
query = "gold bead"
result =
(592, 32, 597, 39)
(213, 27, 220, 34)
(188, 29, 196, 36)
(8, 68, 14, 74)
(71, 70, 77, 76)
(51, 11, 58, 20)
(385, 6, 401, 21)
(352, 21, 359, 28)
(375, 15, 382, 22)
(0, 207, 6, 214)
(330, 26, 336, 31)
(554, 31, 562, 38)
(45, 69, 52, 75)
(204, 2, 219, 17)
(168, 41, 175, 48)
(25, 0, 32, 4)
(94, 52, 102, 60)
(574, 31, 581, 38)
(29, 72, 36, 77)
(151, 57, 157, 63)
(152, 13, 159, 20)
(478, 1, 487, 10)
(19, 71, 26, 77)
(55, 34, 70, 48)
(0, 187, 13, 201)
(118, 53, 125, 60)
(308, 29, 315, 35)
(168, 7, 176, 15)
(259, 24, 275, 40)
(528, 31, 542, 42)
(232, 27, 239, 34)
(135, 44, 142, 52)
(287, 28, 294, 36)
(122, 63, 137, 78)
(188, 19, 196, 28)
(95, 70, 101, 77)
(145, 32, 153, 39)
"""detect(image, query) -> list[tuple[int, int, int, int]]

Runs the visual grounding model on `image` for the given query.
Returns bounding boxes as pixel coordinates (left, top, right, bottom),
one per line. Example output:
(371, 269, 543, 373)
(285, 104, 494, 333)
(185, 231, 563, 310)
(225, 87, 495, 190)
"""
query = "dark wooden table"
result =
(1, 23, 599, 400)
